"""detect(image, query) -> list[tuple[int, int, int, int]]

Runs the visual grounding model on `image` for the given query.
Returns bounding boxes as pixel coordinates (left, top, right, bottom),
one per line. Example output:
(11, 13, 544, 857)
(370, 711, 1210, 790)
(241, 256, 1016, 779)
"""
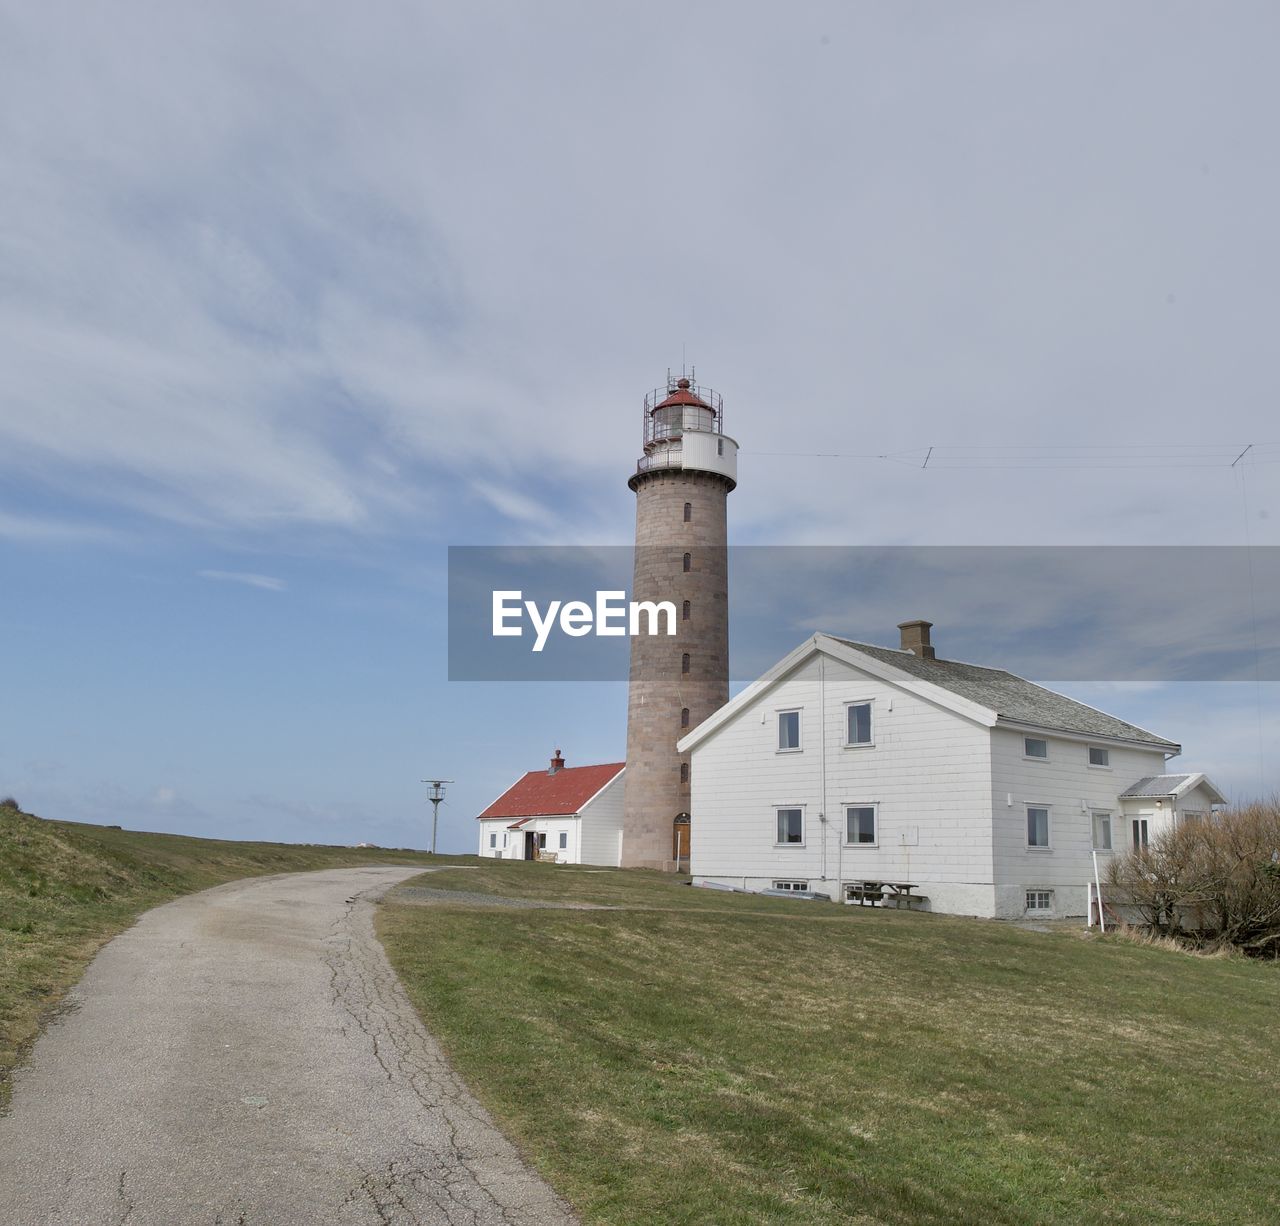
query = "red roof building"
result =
(477, 751, 627, 864)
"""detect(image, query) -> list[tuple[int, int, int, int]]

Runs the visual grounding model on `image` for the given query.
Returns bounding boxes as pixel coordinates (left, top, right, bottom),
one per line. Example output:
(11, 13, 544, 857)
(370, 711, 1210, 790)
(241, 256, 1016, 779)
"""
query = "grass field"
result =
(0, 803, 450, 1103)
(379, 861, 1280, 1226)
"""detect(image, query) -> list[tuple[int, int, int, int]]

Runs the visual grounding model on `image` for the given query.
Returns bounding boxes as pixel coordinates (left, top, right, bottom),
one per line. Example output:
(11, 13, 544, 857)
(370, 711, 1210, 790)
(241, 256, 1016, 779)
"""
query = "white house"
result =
(676, 620, 1225, 920)
(476, 751, 626, 864)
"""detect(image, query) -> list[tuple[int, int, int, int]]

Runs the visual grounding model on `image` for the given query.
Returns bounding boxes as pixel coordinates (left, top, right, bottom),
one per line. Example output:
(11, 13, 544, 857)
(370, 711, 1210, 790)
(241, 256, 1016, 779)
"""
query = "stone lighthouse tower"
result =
(622, 374, 737, 870)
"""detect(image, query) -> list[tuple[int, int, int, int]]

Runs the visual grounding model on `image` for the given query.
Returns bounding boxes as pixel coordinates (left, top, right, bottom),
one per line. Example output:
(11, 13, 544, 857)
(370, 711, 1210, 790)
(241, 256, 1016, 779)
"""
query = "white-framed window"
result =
(559, 831, 568, 849)
(1181, 810, 1204, 826)
(1088, 746, 1110, 768)
(1027, 805, 1051, 849)
(777, 709, 801, 752)
(1026, 889, 1053, 913)
(537, 832, 547, 850)
(1132, 818, 1149, 850)
(489, 832, 497, 849)
(844, 805, 877, 846)
(772, 879, 810, 892)
(1091, 810, 1113, 851)
(502, 833, 508, 848)
(1023, 737, 1049, 760)
(775, 806, 805, 846)
(845, 701, 873, 746)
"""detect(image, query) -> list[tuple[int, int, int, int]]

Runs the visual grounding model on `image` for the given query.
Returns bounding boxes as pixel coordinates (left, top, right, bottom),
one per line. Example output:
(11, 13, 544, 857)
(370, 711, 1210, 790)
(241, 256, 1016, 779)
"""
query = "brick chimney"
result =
(897, 620, 935, 660)
(548, 749, 565, 775)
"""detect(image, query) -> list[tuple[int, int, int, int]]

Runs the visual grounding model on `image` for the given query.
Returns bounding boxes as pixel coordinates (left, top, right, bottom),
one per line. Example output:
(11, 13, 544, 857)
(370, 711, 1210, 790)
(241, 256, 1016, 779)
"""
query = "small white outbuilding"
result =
(476, 751, 626, 865)
(677, 621, 1225, 920)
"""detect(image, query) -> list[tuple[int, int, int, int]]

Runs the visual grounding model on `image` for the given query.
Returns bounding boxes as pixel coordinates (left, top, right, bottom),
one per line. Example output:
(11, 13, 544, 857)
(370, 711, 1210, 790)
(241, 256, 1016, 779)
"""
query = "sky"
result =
(1, 2, 1276, 851)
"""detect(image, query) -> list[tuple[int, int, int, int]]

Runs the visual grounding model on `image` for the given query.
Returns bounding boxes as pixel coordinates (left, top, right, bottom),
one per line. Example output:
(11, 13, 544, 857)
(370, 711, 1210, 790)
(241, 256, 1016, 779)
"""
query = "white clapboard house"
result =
(676, 621, 1224, 919)
(477, 751, 626, 864)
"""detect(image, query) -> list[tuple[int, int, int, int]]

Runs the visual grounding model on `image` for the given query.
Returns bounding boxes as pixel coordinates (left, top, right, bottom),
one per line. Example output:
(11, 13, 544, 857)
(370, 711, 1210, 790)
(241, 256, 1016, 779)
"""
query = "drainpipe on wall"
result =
(819, 653, 828, 884)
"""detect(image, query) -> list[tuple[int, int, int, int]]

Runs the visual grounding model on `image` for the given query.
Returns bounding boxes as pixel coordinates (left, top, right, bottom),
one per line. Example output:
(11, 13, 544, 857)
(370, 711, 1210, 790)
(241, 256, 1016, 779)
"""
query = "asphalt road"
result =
(0, 866, 576, 1225)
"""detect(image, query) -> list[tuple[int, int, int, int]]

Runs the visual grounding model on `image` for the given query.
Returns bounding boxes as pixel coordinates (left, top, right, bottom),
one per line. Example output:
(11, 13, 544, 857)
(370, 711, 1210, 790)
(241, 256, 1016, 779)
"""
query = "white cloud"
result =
(198, 569, 287, 592)
(0, 510, 120, 543)
(0, 3, 1276, 553)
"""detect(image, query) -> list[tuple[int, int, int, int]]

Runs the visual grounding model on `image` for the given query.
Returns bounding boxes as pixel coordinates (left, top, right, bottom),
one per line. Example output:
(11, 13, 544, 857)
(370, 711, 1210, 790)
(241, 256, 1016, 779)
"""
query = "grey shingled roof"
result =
(1119, 775, 1197, 797)
(830, 638, 1180, 750)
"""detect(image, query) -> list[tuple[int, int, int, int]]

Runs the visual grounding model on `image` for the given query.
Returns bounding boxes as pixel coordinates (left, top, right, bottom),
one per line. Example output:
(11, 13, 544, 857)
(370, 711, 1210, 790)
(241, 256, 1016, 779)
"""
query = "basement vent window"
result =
(1026, 890, 1053, 914)
(772, 880, 810, 892)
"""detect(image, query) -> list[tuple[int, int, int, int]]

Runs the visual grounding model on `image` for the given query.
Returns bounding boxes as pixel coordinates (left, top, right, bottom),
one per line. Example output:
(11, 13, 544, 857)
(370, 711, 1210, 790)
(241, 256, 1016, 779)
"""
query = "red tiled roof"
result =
(478, 762, 625, 820)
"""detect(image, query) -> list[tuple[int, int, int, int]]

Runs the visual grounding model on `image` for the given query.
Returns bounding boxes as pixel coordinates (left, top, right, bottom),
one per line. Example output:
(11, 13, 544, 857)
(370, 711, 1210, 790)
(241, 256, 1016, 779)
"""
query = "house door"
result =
(524, 831, 537, 860)
(672, 814, 690, 871)
(1131, 818, 1149, 850)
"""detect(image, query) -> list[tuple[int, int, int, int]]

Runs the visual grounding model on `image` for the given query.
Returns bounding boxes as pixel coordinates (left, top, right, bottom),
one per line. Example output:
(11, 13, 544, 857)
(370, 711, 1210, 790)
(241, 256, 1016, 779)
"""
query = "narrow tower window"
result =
(680, 762, 689, 783)
(683, 552, 691, 572)
(682, 600, 691, 621)
(681, 707, 690, 728)
(681, 652, 690, 674)
(683, 502, 692, 522)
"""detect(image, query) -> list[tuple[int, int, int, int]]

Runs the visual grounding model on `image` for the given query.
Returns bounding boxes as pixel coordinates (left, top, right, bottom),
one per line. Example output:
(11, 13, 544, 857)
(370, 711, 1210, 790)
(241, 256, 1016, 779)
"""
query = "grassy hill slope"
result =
(0, 804, 449, 1102)
(380, 862, 1280, 1226)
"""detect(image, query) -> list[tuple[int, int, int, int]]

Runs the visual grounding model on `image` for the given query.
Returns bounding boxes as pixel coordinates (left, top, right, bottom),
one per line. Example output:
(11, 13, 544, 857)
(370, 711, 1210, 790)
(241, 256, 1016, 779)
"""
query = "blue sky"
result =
(1, 2, 1276, 851)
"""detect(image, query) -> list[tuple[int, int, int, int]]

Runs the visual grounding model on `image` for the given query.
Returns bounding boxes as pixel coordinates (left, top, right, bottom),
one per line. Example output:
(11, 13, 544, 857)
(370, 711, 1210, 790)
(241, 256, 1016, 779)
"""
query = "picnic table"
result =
(844, 881, 925, 909)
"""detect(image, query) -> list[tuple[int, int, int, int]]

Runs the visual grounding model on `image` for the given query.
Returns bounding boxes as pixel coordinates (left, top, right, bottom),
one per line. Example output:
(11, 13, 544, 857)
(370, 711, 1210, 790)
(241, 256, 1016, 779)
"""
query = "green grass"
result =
(379, 861, 1280, 1226)
(0, 803, 461, 1103)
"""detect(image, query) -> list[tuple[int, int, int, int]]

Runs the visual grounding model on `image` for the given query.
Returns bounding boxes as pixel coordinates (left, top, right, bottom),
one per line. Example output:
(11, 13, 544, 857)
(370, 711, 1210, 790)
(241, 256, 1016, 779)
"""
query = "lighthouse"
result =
(622, 374, 737, 870)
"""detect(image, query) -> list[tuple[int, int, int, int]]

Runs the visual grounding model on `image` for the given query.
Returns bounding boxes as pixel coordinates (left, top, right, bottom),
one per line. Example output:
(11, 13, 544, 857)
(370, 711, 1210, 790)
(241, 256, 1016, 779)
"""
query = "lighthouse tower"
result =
(622, 374, 737, 871)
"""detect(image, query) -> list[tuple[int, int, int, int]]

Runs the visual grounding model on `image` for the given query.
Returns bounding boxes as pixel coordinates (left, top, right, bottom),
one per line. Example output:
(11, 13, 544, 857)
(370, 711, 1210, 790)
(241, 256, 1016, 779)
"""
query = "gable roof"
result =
(830, 638, 1179, 749)
(477, 762, 625, 820)
(678, 633, 1180, 753)
(1119, 773, 1226, 803)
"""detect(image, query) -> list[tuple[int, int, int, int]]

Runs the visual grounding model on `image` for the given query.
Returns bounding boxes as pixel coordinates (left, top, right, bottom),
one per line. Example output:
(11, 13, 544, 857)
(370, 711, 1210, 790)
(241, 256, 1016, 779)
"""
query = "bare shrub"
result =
(1106, 801, 1280, 957)
(0, 796, 19, 811)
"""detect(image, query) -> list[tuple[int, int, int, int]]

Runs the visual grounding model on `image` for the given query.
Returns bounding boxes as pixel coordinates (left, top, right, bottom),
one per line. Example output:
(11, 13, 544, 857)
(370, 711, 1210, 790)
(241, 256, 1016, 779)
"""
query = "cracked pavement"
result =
(0, 867, 576, 1225)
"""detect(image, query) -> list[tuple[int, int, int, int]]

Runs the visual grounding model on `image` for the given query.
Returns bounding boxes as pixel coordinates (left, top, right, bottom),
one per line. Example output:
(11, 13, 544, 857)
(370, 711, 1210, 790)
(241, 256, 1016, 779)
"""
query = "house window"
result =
(683, 502, 692, 522)
(1026, 890, 1053, 913)
(682, 600, 691, 621)
(1024, 737, 1049, 759)
(683, 552, 691, 572)
(1181, 810, 1204, 826)
(681, 707, 690, 728)
(489, 832, 497, 849)
(559, 831, 568, 850)
(1091, 810, 1113, 851)
(1132, 818, 1149, 850)
(775, 807, 804, 845)
(680, 762, 689, 783)
(502, 833, 508, 848)
(777, 710, 801, 751)
(846, 701, 873, 746)
(1027, 806, 1051, 848)
(1088, 746, 1110, 767)
(537, 832, 547, 849)
(845, 805, 877, 846)
(681, 652, 690, 674)
(772, 880, 810, 892)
